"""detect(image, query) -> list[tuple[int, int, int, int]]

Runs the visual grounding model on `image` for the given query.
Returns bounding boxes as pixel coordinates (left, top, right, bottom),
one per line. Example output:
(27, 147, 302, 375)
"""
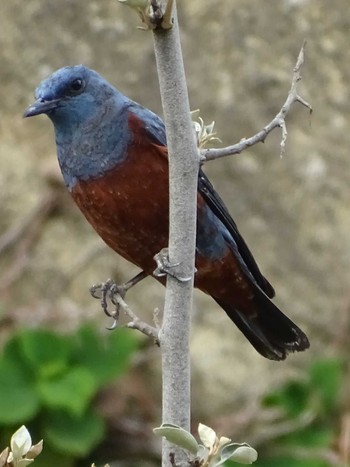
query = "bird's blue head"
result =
(24, 65, 132, 188)
(24, 65, 120, 128)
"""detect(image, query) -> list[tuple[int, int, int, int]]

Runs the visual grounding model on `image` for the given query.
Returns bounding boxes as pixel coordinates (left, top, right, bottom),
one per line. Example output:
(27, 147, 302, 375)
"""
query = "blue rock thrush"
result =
(24, 65, 309, 360)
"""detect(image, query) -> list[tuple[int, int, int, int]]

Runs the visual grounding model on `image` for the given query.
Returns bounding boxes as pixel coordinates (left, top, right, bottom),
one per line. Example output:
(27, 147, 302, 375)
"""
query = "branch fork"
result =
(118, 0, 174, 30)
(201, 41, 312, 162)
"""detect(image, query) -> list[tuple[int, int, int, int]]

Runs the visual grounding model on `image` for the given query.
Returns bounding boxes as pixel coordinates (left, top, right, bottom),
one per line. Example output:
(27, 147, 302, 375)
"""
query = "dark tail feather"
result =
(214, 287, 310, 361)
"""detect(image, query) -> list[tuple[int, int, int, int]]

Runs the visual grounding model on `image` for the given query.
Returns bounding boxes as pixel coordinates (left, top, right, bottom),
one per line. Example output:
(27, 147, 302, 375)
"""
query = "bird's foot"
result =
(153, 248, 192, 283)
(90, 271, 147, 329)
(90, 279, 122, 329)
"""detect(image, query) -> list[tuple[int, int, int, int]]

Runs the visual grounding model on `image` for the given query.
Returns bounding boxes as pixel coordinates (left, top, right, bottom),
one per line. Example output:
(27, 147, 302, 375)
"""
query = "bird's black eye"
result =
(70, 78, 84, 92)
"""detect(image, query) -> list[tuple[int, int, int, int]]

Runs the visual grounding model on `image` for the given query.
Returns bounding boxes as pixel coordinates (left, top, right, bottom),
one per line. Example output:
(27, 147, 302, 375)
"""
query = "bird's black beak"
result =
(23, 98, 60, 118)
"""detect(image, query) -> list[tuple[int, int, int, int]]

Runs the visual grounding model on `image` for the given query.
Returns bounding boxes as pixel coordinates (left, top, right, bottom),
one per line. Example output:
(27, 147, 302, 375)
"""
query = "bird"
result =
(24, 65, 309, 360)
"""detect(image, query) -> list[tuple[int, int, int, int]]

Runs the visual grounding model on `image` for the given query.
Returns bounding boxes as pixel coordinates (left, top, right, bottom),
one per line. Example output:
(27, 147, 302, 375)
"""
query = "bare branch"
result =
(152, 2, 197, 465)
(117, 294, 160, 343)
(201, 41, 312, 162)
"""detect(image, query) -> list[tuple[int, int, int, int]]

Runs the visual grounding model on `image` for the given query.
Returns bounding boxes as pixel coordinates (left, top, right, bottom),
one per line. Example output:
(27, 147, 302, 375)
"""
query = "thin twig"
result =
(201, 41, 312, 162)
(116, 293, 159, 343)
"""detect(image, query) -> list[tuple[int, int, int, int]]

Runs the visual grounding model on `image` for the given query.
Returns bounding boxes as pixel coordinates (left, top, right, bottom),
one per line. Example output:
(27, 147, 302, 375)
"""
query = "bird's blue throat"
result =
(51, 97, 132, 190)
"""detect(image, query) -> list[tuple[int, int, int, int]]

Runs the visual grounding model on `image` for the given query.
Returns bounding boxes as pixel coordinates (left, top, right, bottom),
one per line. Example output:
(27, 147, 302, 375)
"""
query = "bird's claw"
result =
(153, 248, 192, 283)
(90, 278, 126, 327)
(90, 272, 148, 329)
(106, 318, 118, 331)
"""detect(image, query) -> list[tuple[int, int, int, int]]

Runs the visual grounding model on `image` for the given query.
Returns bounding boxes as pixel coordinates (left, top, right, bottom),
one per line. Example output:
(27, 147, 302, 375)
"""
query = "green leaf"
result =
(18, 330, 71, 379)
(153, 424, 199, 455)
(38, 367, 97, 416)
(73, 326, 139, 386)
(3, 334, 34, 376)
(0, 358, 40, 424)
(263, 380, 309, 417)
(309, 358, 343, 412)
(44, 409, 105, 456)
(198, 423, 217, 448)
(217, 443, 257, 465)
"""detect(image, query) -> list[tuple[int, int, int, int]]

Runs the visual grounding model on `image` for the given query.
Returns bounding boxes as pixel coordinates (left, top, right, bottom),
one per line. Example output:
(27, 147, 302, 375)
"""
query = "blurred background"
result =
(0, 0, 349, 465)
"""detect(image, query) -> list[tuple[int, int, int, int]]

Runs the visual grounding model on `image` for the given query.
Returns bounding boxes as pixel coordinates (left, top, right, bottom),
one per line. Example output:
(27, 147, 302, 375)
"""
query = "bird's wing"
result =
(128, 103, 275, 298)
(198, 170, 275, 297)
(127, 101, 167, 146)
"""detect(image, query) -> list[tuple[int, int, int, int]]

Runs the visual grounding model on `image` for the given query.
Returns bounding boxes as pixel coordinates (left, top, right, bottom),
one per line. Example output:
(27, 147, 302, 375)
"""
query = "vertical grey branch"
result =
(152, 2, 199, 466)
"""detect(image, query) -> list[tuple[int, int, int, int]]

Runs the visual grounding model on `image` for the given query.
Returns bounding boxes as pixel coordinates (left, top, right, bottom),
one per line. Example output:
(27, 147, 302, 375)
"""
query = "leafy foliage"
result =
(154, 423, 258, 465)
(0, 325, 139, 465)
(225, 358, 344, 467)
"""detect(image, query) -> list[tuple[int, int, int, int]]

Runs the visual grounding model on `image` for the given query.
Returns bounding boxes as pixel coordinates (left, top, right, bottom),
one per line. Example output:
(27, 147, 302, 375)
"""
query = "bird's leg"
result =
(153, 247, 193, 283)
(90, 271, 159, 342)
(90, 271, 148, 327)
